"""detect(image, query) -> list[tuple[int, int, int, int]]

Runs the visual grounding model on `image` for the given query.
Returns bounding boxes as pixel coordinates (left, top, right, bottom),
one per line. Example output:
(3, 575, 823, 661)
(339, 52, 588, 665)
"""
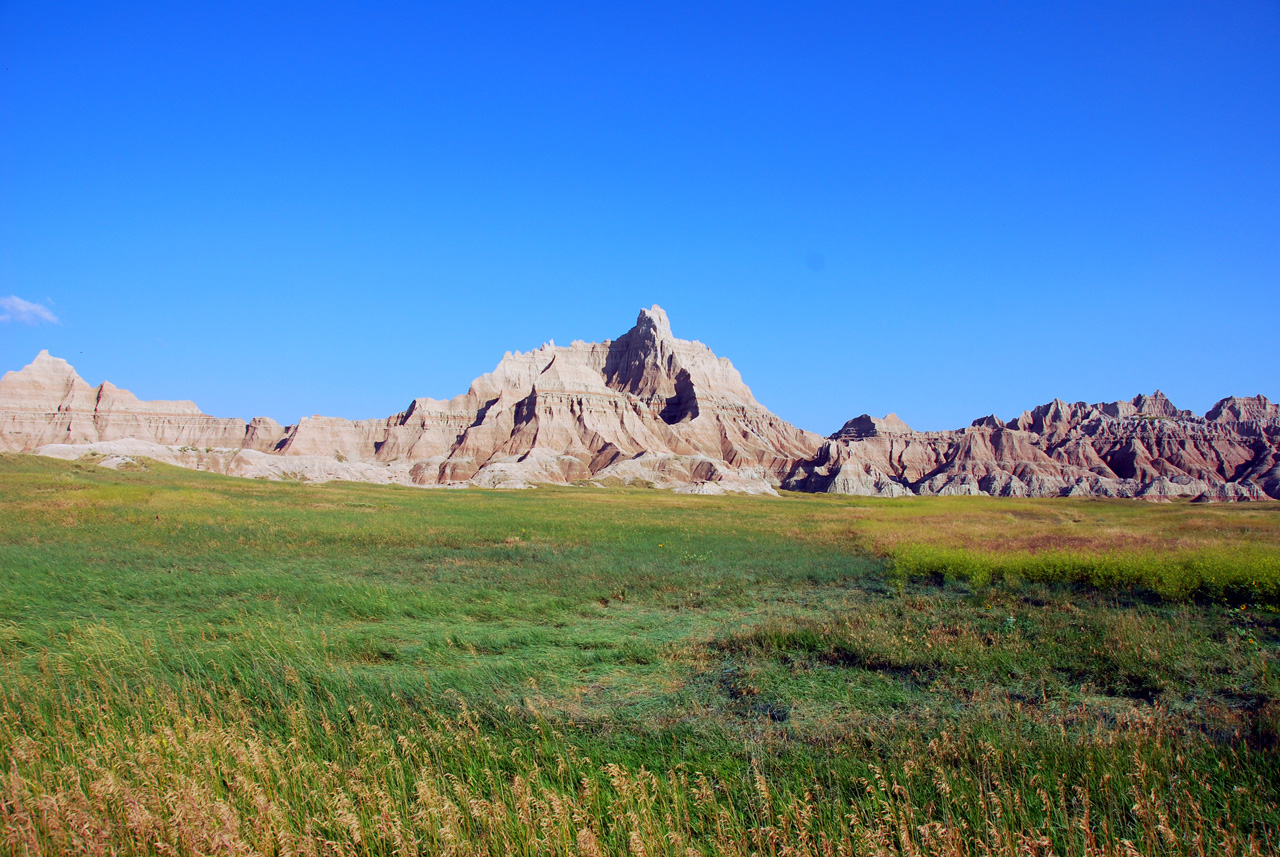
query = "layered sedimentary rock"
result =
(785, 392, 1280, 502)
(0, 307, 821, 494)
(2, 307, 1276, 501)
(0, 351, 252, 450)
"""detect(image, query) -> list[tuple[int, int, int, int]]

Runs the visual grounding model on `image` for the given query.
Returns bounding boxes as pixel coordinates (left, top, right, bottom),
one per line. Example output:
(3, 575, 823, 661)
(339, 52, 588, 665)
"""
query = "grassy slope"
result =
(1, 454, 1278, 855)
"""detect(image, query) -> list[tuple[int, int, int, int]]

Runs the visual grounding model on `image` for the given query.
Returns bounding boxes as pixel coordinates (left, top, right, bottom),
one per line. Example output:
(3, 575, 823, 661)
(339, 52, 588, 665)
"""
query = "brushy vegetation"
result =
(1, 454, 1278, 855)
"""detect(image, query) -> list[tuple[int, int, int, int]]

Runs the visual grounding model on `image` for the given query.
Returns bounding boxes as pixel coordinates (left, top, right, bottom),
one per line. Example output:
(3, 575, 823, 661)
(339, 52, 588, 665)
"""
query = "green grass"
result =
(1, 454, 1279, 855)
(833, 493, 1280, 602)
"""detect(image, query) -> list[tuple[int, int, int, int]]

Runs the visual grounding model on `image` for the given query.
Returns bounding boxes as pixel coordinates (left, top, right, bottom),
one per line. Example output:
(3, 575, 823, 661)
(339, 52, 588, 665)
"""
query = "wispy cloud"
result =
(0, 295, 60, 325)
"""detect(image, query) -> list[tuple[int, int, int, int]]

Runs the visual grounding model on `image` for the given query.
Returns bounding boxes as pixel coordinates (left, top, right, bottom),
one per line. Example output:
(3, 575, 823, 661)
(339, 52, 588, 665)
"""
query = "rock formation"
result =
(2, 306, 1276, 501)
(785, 392, 1280, 502)
(0, 307, 821, 494)
(0, 350, 251, 450)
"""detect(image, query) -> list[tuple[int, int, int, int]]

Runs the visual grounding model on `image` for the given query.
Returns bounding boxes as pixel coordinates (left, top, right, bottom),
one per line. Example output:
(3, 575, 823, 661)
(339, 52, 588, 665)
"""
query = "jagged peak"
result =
(636, 304, 672, 340)
(603, 306, 683, 399)
(831, 413, 913, 440)
(0, 352, 88, 397)
(26, 350, 76, 373)
(1096, 391, 1192, 421)
(1206, 394, 1279, 423)
(1011, 397, 1087, 433)
(1131, 390, 1185, 418)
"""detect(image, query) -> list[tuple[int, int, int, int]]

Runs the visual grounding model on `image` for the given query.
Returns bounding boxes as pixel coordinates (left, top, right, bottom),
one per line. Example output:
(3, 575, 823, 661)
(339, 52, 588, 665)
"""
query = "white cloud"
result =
(0, 295, 59, 325)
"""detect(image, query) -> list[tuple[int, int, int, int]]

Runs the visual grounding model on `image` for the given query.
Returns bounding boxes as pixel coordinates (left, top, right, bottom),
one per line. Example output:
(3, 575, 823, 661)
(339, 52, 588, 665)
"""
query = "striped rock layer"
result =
(0, 307, 819, 494)
(784, 392, 1280, 501)
(2, 306, 1276, 500)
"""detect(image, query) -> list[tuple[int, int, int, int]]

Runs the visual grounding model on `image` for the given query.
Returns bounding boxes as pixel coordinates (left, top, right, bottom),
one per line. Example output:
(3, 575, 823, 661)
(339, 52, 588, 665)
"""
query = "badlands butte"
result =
(2, 305, 1278, 502)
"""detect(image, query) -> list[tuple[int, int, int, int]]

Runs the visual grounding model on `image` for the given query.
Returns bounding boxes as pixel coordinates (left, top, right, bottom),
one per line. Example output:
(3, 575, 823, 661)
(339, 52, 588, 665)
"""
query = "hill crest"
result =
(2, 308, 1277, 501)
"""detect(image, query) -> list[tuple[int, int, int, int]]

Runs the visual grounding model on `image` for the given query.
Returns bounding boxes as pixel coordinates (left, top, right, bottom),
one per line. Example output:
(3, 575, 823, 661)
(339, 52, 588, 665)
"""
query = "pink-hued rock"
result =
(3, 313, 1277, 500)
(0, 350, 248, 451)
(1205, 394, 1280, 424)
(785, 391, 1280, 501)
(1, 308, 820, 493)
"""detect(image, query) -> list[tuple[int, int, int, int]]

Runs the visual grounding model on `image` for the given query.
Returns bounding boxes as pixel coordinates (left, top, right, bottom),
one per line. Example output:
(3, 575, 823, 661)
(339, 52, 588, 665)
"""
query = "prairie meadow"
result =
(1, 454, 1278, 855)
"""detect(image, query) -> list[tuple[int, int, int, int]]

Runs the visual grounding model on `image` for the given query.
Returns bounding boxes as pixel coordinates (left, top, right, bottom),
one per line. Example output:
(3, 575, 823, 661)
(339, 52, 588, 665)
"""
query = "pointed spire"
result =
(635, 305, 673, 340)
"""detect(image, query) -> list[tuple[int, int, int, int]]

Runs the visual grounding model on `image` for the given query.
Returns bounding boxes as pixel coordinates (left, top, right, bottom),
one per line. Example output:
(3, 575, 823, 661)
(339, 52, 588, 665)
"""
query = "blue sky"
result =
(2, 2, 1277, 432)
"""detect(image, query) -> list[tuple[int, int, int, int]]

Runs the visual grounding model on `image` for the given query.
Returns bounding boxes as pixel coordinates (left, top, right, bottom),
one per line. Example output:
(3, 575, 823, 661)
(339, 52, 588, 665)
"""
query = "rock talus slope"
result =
(0, 307, 821, 493)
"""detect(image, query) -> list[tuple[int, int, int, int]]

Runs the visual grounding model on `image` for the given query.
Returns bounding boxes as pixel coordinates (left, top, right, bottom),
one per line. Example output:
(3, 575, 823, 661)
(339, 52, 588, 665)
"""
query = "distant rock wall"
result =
(785, 393, 1280, 502)
(2, 308, 1276, 500)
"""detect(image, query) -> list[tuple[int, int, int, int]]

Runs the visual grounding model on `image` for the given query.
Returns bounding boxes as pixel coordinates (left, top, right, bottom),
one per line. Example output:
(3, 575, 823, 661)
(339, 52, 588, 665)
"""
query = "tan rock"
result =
(4, 315, 1276, 501)
(0, 350, 248, 451)
(5, 307, 820, 494)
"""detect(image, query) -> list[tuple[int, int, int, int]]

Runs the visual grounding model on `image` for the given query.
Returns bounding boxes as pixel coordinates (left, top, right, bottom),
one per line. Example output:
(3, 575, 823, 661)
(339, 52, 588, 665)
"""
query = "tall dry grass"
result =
(2, 645, 1275, 857)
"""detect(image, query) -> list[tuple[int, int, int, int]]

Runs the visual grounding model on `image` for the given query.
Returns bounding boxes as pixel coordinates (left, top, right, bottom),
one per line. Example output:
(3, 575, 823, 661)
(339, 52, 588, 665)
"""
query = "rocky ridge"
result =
(0, 307, 820, 494)
(2, 306, 1276, 501)
(785, 392, 1280, 501)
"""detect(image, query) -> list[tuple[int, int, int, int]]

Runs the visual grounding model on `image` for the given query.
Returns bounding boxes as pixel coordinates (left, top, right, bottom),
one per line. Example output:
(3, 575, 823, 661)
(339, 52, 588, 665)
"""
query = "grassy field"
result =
(1, 453, 1278, 856)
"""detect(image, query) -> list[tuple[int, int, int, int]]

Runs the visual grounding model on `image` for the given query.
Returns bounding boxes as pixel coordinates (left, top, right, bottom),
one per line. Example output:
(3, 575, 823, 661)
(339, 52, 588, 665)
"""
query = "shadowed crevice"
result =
(659, 369, 699, 425)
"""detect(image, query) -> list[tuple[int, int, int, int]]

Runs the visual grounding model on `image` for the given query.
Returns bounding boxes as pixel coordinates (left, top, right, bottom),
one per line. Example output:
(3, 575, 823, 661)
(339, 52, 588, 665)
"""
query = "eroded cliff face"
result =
(0, 351, 251, 450)
(784, 392, 1280, 502)
(0, 307, 821, 494)
(3, 308, 1277, 500)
